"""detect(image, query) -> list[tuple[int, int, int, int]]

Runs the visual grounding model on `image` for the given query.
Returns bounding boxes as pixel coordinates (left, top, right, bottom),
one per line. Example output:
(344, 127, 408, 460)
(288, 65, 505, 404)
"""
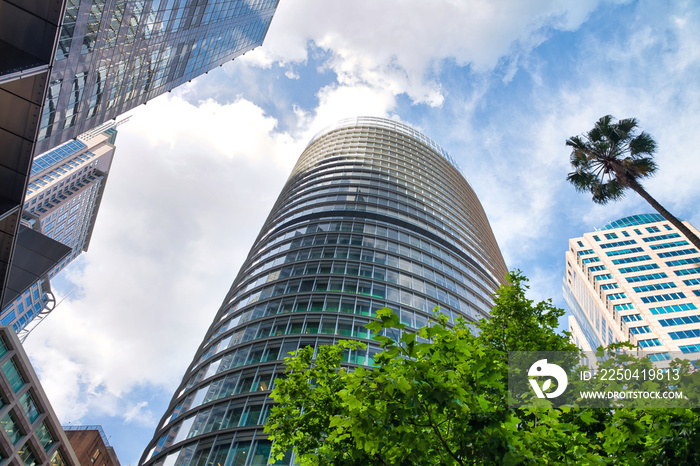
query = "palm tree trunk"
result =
(626, 178, 700, 251)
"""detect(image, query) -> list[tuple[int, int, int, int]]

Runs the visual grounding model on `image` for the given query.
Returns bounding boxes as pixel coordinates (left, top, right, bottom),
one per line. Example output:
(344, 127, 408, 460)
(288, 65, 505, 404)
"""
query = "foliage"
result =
(566, 115, 657, 205)
(265, 271, 700, 465)
(565, 114, 700, 250)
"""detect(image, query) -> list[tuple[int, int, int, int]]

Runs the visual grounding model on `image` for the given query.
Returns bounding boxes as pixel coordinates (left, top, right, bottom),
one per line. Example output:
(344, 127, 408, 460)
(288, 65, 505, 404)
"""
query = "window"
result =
(604, 233, 618, 240)
(1, 411, 22, 444)
(669, 329, 700, 340)
(680, 344, 700, 354)
(626, 272, 668, 283)
(666, 257, 700, 267)
(675, 267, 700, 276)
(646, 226, 661, 233)
(612, 255, 651, 265)
(632, 282, 676, 293)
(36, 421, 55, 451)
(19, 391, 40, 423)
(606, 247, 644, 257)
(619, 263, 660, 274)
(648, 353, 672, 362)
(600, 239, 637, 249)
(50, 451, 66, 466)
(2, 359, 25, 392)
(638, 339, 662, 348)
(18, 443, 37, 465)
(651, 240, 690, 250)
(643, 233, 681, 242)
(658, 248, 699, 258)
(629, 326, 651, 335)
(621, 314, 641, 322)
(658, 315, 700, 327)
(649, 303, 697, 315)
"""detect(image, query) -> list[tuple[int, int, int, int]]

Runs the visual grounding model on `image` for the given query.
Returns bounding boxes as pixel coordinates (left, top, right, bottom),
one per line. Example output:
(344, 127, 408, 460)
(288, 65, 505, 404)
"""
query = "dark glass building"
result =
(139, 117, 508, 466)
(1, 0, 280, 319)
(36, 0, 280, 154)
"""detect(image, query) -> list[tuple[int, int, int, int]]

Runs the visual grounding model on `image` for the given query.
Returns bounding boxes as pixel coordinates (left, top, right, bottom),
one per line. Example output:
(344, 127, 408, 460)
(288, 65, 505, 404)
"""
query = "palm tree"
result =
(566, 115, 700, 250)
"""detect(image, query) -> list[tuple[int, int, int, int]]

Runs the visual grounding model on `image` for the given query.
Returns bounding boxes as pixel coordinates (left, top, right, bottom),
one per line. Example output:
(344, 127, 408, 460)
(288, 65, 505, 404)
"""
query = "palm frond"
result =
(590, 179, 625, 205)
(629, 132, 657, 157)
(566, 170, 596, 192)
(565, 115, 658, 205)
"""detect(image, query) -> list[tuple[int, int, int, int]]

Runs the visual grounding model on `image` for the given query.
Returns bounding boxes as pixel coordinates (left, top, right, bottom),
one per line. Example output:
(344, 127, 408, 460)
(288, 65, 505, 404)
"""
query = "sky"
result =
(20, 0, 700, 464)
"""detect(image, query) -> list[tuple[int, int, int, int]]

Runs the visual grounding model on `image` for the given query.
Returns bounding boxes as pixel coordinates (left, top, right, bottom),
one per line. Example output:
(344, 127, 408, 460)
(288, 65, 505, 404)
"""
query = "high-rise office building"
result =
(1, 0, 281, 309)
(36, 0, 280, 154)
(139, 117, 507, 466)
(0, 0, 65, 311)
(0, 326, 81, 465)
(1, 121, 118, 338)
(564, 213, 700, 358)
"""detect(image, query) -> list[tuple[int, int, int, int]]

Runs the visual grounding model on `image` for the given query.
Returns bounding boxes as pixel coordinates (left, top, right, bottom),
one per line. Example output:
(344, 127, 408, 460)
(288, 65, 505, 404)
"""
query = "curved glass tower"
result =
(140, 117, 507, 466)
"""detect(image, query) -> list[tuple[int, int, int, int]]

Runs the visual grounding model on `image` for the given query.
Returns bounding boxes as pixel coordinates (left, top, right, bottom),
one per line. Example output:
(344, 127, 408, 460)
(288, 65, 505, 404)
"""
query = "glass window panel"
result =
(226, 441, 250, 466)
(249, 440, 272, 466)
(222, 398, 244, 427)
(1, 411, 22, 444)
(2, 359, 25, 392)
(19, 391, 40, 423)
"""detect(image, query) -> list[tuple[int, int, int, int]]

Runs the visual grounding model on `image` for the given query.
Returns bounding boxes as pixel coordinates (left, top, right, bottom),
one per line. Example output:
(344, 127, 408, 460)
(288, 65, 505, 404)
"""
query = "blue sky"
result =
(22, 0, 700, 464)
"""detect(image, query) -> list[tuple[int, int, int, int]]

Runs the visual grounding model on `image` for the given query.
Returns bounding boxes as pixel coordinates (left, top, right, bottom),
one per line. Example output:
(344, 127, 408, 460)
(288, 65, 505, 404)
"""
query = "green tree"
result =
(565, 115, 700, 251)
(266, 272, 599, 464)
(265, 271, 700, 465)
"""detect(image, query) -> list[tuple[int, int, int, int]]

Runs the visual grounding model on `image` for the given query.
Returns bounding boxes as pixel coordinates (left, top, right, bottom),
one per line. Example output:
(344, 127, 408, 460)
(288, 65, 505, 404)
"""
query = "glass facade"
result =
(565, 214, 700, 356)
(1, 123, 118, 339)
(0, 327, 79, 465)
(139, 117, 507, 466)
(36, 0, 280, 154)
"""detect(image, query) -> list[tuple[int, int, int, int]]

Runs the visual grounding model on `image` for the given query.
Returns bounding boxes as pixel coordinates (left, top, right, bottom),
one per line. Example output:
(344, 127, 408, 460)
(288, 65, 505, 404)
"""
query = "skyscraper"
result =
(0, 325, 81, 465)
(1, 121, 118, 338)
(1, 0, 281, 307)
(564, 213, 700, 358)
(36, 0, 281, 154)
(139, 117, 507, 466)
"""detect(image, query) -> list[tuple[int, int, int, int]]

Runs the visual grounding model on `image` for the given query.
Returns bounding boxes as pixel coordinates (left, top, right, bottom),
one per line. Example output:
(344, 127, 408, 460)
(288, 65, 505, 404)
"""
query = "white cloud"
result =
(244, 0, 606, 105)
(23, 94, 301, 423)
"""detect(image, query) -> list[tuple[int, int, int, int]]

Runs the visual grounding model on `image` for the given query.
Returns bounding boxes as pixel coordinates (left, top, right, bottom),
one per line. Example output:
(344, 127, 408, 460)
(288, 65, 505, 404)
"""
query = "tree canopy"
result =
(265, 271, 700, 465)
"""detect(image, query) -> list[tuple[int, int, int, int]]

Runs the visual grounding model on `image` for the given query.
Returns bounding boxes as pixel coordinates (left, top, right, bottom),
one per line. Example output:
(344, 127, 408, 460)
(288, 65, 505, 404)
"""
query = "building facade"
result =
(2, 0, 280, 307)
(1, 121, 118, 339)
(0, 326, 80, 465)
(565, 213, 700, 358)
(139, 117, 507, 466)
(0, 0, 65, 310)
(35, 0, 280, 154)
(64, 425, 122, 466)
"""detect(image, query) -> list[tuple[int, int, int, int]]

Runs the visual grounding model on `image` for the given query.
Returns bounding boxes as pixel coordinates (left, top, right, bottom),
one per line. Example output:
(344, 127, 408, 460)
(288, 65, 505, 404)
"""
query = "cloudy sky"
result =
(22, 0, 700, 463)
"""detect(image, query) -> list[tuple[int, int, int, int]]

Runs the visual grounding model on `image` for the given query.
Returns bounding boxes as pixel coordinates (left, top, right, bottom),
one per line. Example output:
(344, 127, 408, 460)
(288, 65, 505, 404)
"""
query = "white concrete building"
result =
(564, 213, 700, 360)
